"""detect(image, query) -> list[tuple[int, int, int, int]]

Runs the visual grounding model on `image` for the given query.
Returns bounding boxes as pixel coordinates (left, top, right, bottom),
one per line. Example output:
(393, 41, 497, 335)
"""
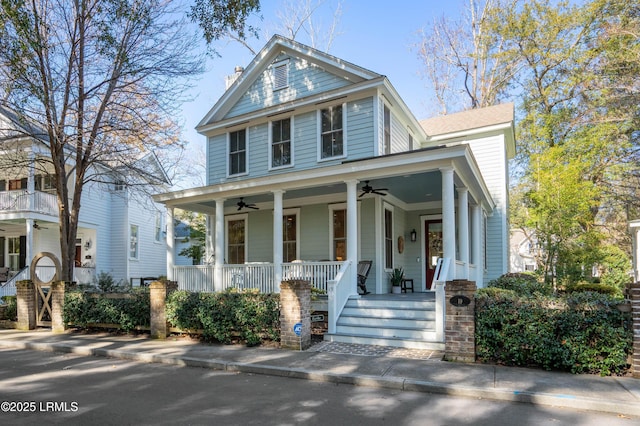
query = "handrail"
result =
(327, 260, 351, 335)
(434, 257, 451, 342)
(0, 266, 29, 299)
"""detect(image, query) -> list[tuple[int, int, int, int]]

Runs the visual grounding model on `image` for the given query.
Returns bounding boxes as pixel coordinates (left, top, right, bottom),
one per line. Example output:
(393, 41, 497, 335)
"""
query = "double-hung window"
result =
(384, 206, 393, 269)
(320, 105, 344, 159)
(271, 118, 292, 168)
(229, 129, 247, 176)
(130, 225, 139, 259)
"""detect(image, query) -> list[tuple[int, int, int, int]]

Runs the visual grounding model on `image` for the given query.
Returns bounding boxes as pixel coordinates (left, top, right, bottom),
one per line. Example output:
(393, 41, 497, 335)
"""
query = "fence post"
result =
(444, 279, 477, 362)
(50, 281, 73, 333)
(630, 282, 640, 378)
(16, 280, 36, 330)
(150, 280, 178, 339)
(279, 280, 311, 350)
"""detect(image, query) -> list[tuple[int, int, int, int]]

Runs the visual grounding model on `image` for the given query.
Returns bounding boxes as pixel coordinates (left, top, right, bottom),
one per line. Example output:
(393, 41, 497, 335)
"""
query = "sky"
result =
(176, 0, 466, 188)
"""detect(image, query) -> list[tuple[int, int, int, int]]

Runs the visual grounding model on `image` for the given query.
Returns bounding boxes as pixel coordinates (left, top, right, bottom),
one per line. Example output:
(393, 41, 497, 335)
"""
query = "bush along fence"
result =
(475, 274, 634, 376)
(13, 279, 288, 348)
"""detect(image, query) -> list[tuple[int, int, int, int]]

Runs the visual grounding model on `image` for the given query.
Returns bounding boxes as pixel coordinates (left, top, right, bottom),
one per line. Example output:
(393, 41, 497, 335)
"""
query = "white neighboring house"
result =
(510, 229, 539, 273)
(0, 106, 169, 296)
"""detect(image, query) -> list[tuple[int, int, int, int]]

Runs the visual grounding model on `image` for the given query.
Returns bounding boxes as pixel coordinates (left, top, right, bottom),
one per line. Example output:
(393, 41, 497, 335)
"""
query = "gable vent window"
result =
(272, 60, 289, 90)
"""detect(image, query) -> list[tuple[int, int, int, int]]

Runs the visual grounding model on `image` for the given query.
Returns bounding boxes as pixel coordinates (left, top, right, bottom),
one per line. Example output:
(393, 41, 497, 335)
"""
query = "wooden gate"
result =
(31, 252, 61, 328)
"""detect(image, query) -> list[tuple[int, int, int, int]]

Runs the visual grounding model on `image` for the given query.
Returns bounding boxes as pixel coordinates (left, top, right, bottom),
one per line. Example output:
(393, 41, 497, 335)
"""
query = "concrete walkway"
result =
(0, 329, 638, 417)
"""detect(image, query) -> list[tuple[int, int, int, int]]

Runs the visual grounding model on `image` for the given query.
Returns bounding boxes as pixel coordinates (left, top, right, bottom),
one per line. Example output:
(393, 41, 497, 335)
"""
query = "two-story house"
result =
(153, 36, 515, 348)
(0, 106, 168, 297)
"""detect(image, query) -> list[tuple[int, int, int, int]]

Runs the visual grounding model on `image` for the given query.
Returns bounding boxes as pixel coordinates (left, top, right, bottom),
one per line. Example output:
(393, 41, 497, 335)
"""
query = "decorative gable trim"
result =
(197, 35, 381, 128)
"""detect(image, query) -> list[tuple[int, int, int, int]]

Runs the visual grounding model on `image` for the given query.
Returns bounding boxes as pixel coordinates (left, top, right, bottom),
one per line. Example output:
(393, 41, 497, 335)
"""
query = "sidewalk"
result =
(0, 329, 639, 417)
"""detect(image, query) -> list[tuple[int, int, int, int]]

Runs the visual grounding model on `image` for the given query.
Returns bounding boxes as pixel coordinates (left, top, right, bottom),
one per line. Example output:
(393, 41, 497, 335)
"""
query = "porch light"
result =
(410, 229, 417, 242)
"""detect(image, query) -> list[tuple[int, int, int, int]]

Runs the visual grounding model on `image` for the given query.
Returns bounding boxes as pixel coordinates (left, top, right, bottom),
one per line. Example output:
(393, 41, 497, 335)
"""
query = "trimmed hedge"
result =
(63, 288, 150, 332)
(166, 289, 280, 346)
(476, 275, 632, 375)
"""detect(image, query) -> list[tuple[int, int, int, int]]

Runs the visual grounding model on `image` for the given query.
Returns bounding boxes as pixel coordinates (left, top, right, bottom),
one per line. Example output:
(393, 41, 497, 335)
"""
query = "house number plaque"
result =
(449, 295, 471, 307)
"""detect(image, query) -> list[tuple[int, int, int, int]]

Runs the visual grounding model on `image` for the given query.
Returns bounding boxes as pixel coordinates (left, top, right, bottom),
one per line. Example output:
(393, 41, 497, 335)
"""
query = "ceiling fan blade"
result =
(372, 190, 387, 196)
(248, 205, 259, 210)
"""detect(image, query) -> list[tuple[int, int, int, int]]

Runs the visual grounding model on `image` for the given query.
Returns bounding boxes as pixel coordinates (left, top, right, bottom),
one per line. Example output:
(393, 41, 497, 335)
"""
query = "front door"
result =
(424, 220, 443, 290)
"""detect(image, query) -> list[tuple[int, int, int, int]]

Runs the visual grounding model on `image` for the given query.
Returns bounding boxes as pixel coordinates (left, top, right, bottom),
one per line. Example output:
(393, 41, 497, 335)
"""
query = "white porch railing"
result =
(0, 190, 58, 216)
(173, 261, 345, 294)
(282, 261, 343, 293)
(221, 263, 275, 293)
(327, 260, 352, 335)
(434, 258, 451, 342)
(0, 265, 96, 299)
(174, 265, 216, 292)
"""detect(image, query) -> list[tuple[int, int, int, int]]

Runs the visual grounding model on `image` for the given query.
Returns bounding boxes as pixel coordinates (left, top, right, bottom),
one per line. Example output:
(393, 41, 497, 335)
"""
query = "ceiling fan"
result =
(359, 181, 388, 197)
(33, 221, 49, 230)
(237, 197, 258, 211)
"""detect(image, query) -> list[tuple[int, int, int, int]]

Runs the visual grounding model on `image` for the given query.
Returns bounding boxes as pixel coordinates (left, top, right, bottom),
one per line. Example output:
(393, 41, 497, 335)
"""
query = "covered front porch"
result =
(155, 146, 494, 346)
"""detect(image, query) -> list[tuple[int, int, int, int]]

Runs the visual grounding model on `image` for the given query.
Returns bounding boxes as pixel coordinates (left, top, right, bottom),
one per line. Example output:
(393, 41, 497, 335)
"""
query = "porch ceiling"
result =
(177, 171, 444, 213)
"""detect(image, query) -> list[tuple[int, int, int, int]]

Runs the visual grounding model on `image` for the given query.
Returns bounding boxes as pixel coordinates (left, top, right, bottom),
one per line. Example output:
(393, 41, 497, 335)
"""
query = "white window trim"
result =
(383, 103, 391, 155)
(383, 202, 394, 272)
(225, 213, 248, 264)
(272, 59, 289, 91)
(268, 116, 295, 171)
(154, 211, 163, 243)
(317, 103, 348, 162)
(129, 224, 139, 260)
(227, 128, 249, 178)
(283, 208, 300, 261)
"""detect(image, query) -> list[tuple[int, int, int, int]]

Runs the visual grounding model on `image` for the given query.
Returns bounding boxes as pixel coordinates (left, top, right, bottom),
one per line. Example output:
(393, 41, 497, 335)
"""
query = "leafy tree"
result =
(0, 0, 204, 280)
(176, 210, 208, 265)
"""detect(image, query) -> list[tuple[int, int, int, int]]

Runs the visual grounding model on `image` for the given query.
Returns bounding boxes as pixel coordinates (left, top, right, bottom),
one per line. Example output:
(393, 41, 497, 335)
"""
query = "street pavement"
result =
(0, 329, 638, 418)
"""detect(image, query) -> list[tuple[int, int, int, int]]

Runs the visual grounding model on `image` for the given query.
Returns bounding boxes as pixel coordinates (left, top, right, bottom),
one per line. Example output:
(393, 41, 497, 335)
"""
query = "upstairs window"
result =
(229, 129, 247, 176)
(272, 60, 289, 90)
(320, 105, 344, 159)
(271, 118, 292, 168)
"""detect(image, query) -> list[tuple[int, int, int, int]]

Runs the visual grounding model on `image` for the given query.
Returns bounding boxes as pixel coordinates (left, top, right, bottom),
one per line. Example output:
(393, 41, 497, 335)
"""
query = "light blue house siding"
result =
(225, 53, 353, 119)
(206, 97, 375, 185)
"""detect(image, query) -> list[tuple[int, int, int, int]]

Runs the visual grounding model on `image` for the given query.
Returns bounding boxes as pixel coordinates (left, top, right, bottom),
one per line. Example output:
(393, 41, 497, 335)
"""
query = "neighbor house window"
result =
(272, 60, 289, 90)
(129, 225, 139, 259)
(383, 104, 391, 155)
(271, 118, 292, 168)
(384, 206, 393, 269)
(320, 105, 344, 159)
(226, 217, 246, 264)
(283, 212, 298, 262)
(8, 236, 20, 271)
(229, 129, 247, 176)
(155, 213, 162, 242)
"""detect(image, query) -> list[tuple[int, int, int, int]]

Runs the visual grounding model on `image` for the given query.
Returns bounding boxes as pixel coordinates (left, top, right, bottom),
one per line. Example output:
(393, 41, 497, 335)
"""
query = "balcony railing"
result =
(0, 190, 58, 216)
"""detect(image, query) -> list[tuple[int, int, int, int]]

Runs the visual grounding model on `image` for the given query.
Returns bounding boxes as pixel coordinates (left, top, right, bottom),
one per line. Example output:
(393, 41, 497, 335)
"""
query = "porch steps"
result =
(324, 294, 444, 351)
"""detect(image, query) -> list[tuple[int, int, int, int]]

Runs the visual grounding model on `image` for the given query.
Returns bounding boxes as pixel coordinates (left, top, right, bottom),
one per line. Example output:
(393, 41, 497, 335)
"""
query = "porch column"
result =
(471, 204, 482, 285)
(25, 219, 34, 266)
(215, 199, 225, 292)
(346, 180, 359, 295)
(166, 207, 175, 280)
(457, 187, 469, 279)
(27, 150, 35, 211)
(273, 190, 284, 290)
(631, 221, 640, 282)
(205, 214, 213, 264)
(441, 167, 456, 280)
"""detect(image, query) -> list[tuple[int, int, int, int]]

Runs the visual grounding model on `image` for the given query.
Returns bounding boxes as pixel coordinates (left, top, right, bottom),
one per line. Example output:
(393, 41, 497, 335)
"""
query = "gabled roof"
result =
(420, 103, 514, 136)
(420, 103, 516, 159)
(0, 105, 50, 144)
(197, 35, 382, 129)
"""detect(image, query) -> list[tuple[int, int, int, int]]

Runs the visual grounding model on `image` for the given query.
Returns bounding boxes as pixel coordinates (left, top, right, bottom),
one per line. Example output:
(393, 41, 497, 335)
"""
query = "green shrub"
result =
(1, 295, 17, 320)
(63, 288, 150, 331)
(487, 272, 552, 296)
(166, 289, 280, 346)
(565, 281, 620, 297)
(476, 289, 632, 375)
